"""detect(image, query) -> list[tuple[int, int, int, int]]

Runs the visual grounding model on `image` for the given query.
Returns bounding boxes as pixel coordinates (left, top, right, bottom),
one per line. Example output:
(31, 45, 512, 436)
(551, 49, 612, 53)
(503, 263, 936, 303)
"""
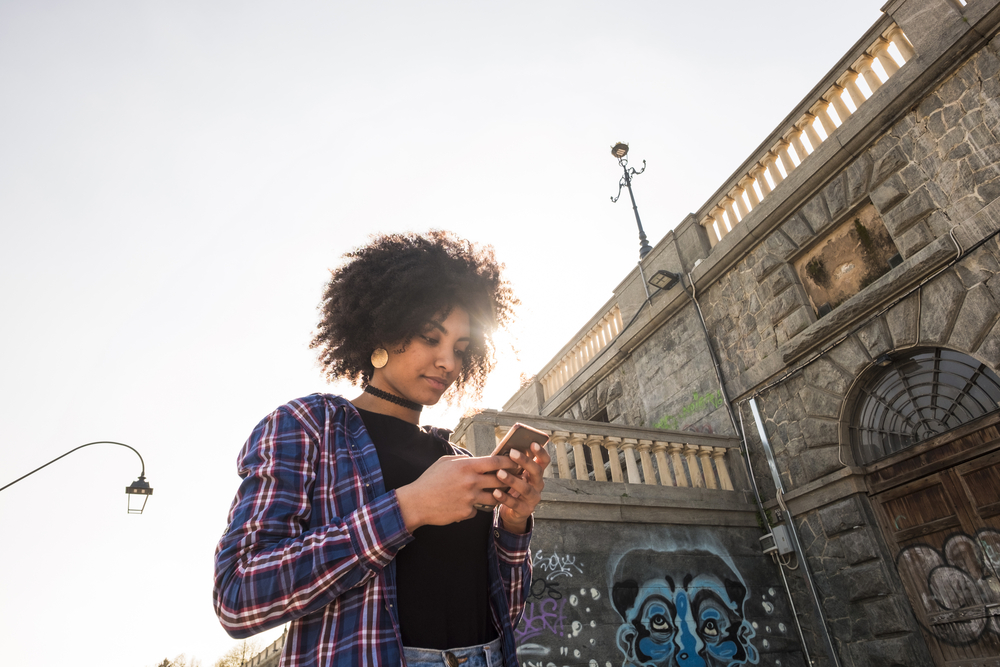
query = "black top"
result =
(356, 408, 498, 649)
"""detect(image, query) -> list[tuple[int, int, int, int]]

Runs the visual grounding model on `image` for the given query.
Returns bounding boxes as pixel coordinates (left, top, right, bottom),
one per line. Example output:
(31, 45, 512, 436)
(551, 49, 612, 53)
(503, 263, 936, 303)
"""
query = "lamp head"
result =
(648, 270, 680, 291)
(125, 475, 153, 514)
(611, 142, 629, 159)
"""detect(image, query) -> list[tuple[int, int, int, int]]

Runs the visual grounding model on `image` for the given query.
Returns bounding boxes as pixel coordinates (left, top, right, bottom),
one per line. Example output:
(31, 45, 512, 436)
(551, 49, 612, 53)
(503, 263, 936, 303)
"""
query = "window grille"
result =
(849, 348, 1000, 464)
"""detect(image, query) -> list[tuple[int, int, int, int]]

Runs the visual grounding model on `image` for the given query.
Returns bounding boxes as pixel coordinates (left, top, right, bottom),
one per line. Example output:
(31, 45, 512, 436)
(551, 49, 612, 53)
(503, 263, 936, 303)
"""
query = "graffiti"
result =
(611, 548, 759, 667)
(516, 598, 568, 644)
(896, 528, 1000, 646)
(654, 391, 724, 431)
(535, 549, 584, 579)
(529, 578, 564, 602)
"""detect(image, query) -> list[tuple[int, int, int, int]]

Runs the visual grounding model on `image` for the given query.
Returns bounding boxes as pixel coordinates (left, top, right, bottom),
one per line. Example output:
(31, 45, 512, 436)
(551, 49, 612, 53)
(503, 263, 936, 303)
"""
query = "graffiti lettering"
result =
(528, 578, 563, 602)
(654, 391, 724, 431)
(896, 528, 1000, 646)
(515, 598, 567, 644)
(534, 549, 584, 579)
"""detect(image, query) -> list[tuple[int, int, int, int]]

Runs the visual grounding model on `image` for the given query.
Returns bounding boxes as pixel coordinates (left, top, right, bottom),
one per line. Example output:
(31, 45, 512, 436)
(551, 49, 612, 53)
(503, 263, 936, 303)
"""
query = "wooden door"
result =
(873, 443, 1000, 666)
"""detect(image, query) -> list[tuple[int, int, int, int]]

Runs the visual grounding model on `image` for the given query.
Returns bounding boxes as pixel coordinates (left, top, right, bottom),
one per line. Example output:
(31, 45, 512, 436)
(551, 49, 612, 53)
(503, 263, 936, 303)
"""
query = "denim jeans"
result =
(402, 637, 502, 667)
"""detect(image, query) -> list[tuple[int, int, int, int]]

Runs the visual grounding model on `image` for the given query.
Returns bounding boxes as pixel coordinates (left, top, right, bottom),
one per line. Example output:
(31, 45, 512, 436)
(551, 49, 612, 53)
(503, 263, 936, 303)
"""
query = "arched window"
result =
(849, 347, 1000, 465)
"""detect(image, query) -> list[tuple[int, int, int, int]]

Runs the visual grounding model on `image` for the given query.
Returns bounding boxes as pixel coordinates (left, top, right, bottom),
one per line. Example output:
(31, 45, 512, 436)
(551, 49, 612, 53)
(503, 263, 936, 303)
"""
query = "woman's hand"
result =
(396, 455, 517, 531)
(494, 442, 551, 534)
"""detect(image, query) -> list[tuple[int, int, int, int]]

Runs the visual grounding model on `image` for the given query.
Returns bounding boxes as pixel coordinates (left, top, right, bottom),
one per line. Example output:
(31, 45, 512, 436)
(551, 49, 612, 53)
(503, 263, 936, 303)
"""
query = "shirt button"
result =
(494, 530, 500, 538)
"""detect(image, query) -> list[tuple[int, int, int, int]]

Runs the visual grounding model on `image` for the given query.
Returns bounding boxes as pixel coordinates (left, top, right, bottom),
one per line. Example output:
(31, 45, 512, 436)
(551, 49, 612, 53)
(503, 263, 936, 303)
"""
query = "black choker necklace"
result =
(364, 385, 423, 412)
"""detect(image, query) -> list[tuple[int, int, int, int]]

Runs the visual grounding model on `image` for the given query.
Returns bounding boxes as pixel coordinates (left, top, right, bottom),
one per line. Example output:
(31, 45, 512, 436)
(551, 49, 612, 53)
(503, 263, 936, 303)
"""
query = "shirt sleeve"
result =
(494, 514, 533, 627)
(213, 404, 413, 638)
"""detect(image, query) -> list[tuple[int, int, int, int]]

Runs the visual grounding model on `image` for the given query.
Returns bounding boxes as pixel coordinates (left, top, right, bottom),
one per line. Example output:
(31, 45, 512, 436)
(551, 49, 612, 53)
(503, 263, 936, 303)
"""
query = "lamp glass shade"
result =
(648, 270, 680, 291)
(125, 476, 153, 514)
(611, 142, 629, 158)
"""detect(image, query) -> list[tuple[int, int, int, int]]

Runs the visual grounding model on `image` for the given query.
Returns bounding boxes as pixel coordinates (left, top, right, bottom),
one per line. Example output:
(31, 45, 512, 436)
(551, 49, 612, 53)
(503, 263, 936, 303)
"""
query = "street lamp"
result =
(0, 441, 154, 514)
(610, 142, 653, 260)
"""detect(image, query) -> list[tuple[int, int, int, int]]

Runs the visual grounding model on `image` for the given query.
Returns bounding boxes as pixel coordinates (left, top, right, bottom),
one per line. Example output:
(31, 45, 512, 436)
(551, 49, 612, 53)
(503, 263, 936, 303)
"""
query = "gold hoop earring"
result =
(371, 348, 388, 369)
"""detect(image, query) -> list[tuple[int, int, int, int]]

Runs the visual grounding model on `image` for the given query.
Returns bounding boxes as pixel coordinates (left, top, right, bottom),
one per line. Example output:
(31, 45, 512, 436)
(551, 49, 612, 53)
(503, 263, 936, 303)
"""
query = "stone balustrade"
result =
(538, 304, 622, 401)
(700, 24, 915, 247)
(453, 410, 742, 492)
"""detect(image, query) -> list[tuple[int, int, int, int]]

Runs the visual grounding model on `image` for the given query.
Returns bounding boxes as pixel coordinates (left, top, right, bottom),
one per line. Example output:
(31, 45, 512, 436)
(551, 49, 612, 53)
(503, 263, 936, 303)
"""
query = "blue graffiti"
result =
(611, 549, 759, 667)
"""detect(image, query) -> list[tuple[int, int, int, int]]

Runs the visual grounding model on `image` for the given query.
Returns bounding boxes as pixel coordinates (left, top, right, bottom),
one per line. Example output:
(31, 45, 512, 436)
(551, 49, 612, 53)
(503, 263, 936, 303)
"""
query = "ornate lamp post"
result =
(610, 142, 653, 259)
(0, 441, 153, 514)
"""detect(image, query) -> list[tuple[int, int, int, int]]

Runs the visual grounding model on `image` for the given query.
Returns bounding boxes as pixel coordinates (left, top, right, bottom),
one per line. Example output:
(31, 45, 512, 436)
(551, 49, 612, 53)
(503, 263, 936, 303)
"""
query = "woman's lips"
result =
(423, 376, 449, 391)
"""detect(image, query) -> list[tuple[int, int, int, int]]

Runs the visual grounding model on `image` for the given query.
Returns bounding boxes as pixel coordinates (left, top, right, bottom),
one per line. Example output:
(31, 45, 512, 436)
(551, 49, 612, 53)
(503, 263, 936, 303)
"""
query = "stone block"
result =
(926, 109, 947, 138)
(886, 294, 919, 348)
(848, 636, 925, 667)
(847, 561, 892, 601)
(776, 306, 814, 345)
(883, 186, 939, 236)
(839, 527, 880, 565)
(826, 335, 870, 376)
(819, 498, 863, 536)
(916, 93, 944, 123)
(925, 210, 953, 237)
(870, 173, 908, 213)
(800, 195, 832, 236)
(824, 171, 850, 221)
(975, 317, 1000, 368)
(799, 385, 842, 419)
(846, 154, 874, 206)
(796, 445, 843, 484)
(899, 163, 929, 192)
(865, 596, 914, 636)
(895, 221, 934, 258)
(939, 125, 966, 158)
(978, 45, 1000, 81)
(800, 417, 839, 447)
(939, 73, 967, 106)
(951, 283, 1000, 352)
(856, 319, 893, 359)
(766, 262, 798, 296)
(781, 213, 814, 246)
(979, 175, 1000, 205)
(919, 270, 966, 344)
(943, 101, 964, 129)
(768, 285, 808, 325)
(804, 358, 852, 395)
(872, 145, 909, 189)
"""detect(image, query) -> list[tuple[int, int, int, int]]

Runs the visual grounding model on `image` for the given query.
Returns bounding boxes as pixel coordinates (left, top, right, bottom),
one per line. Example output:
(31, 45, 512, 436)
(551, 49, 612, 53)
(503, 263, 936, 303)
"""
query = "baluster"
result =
(712, 447, 734, 491)
(587, 435, 607, 482)
(739, 176, 760, 208)
(667, 443, 688, 487)
(684, 445, 704, 488)
(810, 100, 838, 136)
(872, 37, 900, 77)
(701, 215, 721, 247)
(838, 70, 868, 108)
(570, 433, 588, 481)
(652, 442, 673, 486)
(775, 140, 796, 176)
(827, 86, 852, 124)
(799, 114, 823, 150)
(698, 446, 717, 489)
(551, 431, 571, 479)
(722, 196, 740, 227)
(730, 187, 749, 220)
(855, 54, 883, 94)
(764, 151, 784, 186)
(638, 440, 656, 486)
(751, 164, 770, 198)
(621, 438, 641, 484)
(887, 27, 915, 62)
(712, 205, 730, 235)
(787, 128, 809, 162)
(605, 437, 624, 483)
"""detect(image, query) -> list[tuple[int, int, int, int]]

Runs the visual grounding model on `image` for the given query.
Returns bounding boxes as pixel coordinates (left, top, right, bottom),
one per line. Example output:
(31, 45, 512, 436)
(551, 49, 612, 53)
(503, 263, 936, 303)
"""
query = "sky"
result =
(0, 2, 885, 665)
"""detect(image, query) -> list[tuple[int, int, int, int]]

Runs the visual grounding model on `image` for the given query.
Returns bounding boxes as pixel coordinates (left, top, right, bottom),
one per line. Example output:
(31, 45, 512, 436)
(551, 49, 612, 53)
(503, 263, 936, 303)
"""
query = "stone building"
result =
(454, 0, 1000, 665)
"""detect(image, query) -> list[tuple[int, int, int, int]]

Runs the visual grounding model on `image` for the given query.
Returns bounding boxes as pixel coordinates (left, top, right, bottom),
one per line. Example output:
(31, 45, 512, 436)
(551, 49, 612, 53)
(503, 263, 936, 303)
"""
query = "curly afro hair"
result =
(311, 230, 518, 401)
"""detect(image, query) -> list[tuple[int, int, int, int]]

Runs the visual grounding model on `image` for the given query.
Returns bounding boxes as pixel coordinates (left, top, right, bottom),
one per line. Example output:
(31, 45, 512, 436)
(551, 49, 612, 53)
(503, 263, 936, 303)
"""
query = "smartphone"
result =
(474, 423, 550, 512)
(490, 423, 550, 457)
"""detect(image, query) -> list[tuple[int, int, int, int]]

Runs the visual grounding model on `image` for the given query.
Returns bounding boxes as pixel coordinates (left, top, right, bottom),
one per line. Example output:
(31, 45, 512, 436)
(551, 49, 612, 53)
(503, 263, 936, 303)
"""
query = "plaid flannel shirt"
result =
(213, 394, 532, 667)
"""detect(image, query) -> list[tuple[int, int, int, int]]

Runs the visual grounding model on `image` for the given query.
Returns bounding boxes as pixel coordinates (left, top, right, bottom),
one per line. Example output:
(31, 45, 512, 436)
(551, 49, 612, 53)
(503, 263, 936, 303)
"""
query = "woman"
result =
(213, 231, 549, 667)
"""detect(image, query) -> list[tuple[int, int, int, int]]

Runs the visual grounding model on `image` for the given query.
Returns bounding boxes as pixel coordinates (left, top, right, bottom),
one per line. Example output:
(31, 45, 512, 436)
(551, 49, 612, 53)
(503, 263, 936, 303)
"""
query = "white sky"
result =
(0, 2, 883, 665)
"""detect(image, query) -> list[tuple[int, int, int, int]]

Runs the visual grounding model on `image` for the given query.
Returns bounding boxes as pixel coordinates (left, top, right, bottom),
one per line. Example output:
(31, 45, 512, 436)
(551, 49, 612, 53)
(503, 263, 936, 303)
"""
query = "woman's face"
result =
(371, 306, 471, 406)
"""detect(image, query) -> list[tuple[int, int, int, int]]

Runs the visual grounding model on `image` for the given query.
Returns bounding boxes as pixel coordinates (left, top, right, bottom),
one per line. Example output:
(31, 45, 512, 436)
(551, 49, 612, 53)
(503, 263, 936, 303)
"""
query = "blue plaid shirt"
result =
(214, 394, 532, 667)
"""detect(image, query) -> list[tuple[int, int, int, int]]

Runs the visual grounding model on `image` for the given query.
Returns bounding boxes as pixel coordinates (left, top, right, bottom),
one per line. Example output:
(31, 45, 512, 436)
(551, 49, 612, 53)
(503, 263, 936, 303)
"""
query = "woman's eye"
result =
(421, 336, 438, 345)
(454, 348, 466, 358)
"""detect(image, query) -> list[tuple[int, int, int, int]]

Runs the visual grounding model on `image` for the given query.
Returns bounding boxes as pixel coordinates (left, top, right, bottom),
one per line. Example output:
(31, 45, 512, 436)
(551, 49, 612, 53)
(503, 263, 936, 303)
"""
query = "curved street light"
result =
(610, 142, 653, 260)
(0, 441, 153, 514)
